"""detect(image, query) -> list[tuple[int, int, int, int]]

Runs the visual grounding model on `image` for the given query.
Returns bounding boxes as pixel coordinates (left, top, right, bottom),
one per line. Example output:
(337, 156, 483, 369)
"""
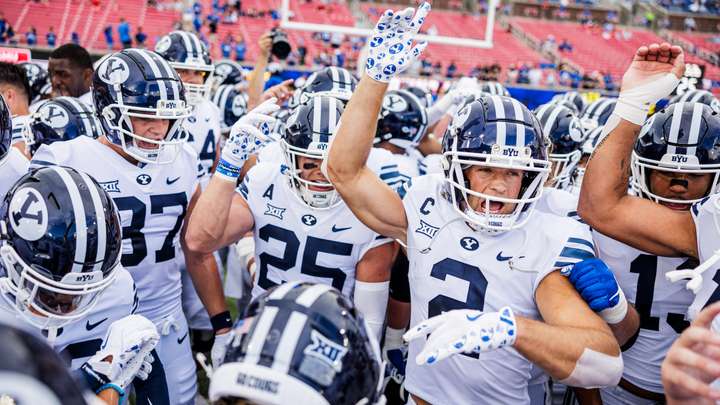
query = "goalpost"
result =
(278, 0, 498, 49)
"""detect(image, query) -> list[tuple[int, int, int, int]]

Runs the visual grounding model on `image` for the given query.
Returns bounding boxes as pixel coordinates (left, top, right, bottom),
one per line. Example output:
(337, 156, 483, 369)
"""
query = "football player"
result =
(208, 282, 385, 405)
(534, 103, 587, 191)
(0, 94, 29, 199)
(0, 62, 33, 157)
(551, 91, 586, 115)
(567, 125, 604, 195)
(576, 43, 720, 321)
(30, 49, 231, 405)
(25, 96, 101, 156)
(18, 62, 51, 105)
(0, 166, 160, 404)
(325, 4, 622, 404)
(289, 66, 357, 108)
(47, 44, 94, 105)
(669, 88, 720, 112)
(580, 97, 617, 131)
(185, 95, 395, 344)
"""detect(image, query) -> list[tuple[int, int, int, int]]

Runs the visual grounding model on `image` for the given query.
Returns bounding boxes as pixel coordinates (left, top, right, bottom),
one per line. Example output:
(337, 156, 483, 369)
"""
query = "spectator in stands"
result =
(684, 15, 697, 31)
(193, 1, 202, 16)
(0, 12, 6, 39)
(220, 34, 233, 58)
(193, 13, 202, 32)
(558, 38, 573, 53)
(135, 27, 147, 48)
(333, 48, 346, 68)
(25, 27, 37, 46)
(297, 38, 307, 66)
(207, 12, 219, 34)
(71, 31, 80, 45)
(103, 26, 113, 50)
(46, 27, 57, 47)
(545, 68, 557, 87)
(579, 7, 592, 25)
(234, 37, 246, 62)
(118, 18, 132, 48)
(506, 63, 519, 84)
(47, 43, 94, 104)
(433, 61, 442, 76)
(603, 71, 615, 91)
(528, 63, 543, 86)
(517, 63, 530, 84)
(420, 58, 432, 77)
(4, 25, 16, 45)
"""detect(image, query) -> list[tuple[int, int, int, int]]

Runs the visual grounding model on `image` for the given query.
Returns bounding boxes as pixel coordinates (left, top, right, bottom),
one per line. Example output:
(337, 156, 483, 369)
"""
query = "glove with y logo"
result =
(215, 98, 280, 181)
(365, 3, 430, 83)
(403, 307, 517, 366)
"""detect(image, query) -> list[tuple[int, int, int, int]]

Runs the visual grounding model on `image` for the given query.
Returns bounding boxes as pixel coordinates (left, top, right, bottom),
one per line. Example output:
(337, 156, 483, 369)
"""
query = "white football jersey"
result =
(11, 114, 30, 145)
(594, 230, 694, 393)
(689, 195, 720, 318)
(373, 147, 419, 198)
(402, 174, 596, 404)
(183, 100, 221, 183)
(0, 266, 137, 370)
(419, 153, 444, 175)
(31, 137, 202, 323)
(238, 161, 391, 299)
(534, 187, 581, 221)
(0, 148, 29, 199)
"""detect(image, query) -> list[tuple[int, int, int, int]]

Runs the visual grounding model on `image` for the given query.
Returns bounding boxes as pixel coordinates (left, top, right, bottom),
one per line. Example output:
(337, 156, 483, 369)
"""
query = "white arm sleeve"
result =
(354, 280, 390, 341)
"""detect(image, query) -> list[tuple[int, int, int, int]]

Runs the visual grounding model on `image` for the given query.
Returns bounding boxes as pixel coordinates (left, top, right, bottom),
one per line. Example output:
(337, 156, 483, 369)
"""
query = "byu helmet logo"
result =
(383, 93, 408, 113)
(9, 188, 49, 241)
(99, 57, 130, 85)
(39, 104, 69, 129)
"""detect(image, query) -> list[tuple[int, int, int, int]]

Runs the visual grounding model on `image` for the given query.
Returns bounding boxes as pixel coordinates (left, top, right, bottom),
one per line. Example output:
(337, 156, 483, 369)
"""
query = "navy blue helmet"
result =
(442, 96, 550, 232)
(213, 59, 245, 87)
(0, 94, 11, 162)
(155, 30, 214, 105)
(405, 85, 434, 108)
(479, 81, 510, 97)
(375, 89, 428, 150)
(209, 282, 384, 405)
(0, 166, 122, 332)
(211, 84, 248, 134)
(581, 97, 616, 130)
(93, 49, 190, 164)
(290, 67, 357, 108)
(632, 102, 720, 204)
(18, 62, 51, 103)
(282, 96, 344, 209)
(670, 89, 720, 113)
(551, 91, 586, 115)
(0, 323, 88, 405)
(535, 103, 586, 189)
(27, 97, 101, 156)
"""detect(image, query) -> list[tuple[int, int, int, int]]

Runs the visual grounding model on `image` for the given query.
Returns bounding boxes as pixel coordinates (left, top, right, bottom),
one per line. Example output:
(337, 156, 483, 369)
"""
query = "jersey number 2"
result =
(427, 258, 488, 359)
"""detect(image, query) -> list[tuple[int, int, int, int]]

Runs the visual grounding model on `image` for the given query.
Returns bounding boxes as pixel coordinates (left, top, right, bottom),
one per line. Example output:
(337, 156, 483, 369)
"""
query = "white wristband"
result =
(599, 288, 629, 325)
(614, 73, 679, 125)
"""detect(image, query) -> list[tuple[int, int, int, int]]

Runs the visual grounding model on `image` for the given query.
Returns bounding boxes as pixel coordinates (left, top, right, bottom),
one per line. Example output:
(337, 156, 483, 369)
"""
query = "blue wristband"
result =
(97, 382, 125, 398)
(216, 159, 242, 180)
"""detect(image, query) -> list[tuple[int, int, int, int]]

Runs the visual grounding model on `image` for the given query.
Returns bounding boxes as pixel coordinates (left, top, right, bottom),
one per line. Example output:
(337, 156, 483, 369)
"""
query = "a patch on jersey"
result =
(136, 174, 152, 185)
(9, 188, 49, 241)
(460, 237, 479, 251)
(98, 56, 130, 85)
(415, 219, 439, 239)
(37, 103, 69, 128)
(264, 203, 286, 220)
(303, 330, 347, 373)
(98, 180, 121, 193)
(154, 35, 172, 54)
(301, 214, 317, 226)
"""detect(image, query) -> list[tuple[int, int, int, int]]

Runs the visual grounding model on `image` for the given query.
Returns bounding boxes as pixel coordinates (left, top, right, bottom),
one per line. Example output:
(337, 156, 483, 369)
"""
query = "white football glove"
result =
(365, 3, 430, 83)
(82, 315, 159, 394)
(215, 98, 280, 181)
(403, 307, 517, 365)
(211, 331, 234, 369)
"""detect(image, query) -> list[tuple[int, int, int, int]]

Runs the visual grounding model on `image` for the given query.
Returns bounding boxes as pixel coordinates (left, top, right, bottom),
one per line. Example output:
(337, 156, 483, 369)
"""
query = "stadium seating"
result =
(672, 31, 720, 54)
(513, 17, 720, 83)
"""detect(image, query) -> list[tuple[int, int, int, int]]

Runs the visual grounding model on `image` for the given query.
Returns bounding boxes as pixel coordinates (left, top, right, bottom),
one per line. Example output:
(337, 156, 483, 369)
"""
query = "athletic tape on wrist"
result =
(599, 288, 628, 325)
(614, 73, 679, 125)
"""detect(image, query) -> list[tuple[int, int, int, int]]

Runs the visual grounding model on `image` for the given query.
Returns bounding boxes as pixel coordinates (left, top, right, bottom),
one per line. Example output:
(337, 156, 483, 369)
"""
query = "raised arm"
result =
(185, 99, 278, 253)
(325, 3, 430, 243)
(577, 43, 697, 258)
